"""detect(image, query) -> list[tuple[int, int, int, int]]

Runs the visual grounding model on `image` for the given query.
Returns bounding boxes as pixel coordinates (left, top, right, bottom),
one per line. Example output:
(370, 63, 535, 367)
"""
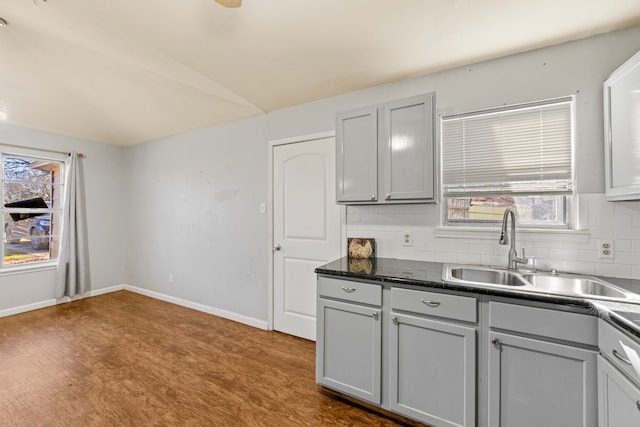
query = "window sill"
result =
(0, 261, 57, 276)
(434, 226, 590, 243)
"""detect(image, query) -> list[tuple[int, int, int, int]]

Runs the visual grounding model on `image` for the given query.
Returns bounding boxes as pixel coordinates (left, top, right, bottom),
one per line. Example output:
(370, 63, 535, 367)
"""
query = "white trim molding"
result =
(124, 285, 270, 330)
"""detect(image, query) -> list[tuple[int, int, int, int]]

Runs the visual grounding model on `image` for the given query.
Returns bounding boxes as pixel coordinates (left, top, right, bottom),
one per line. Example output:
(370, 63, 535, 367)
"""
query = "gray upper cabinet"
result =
(381, 95, 435, 201)
(604, 49, 640, 201)
(336, 93, 436, 204)
(336, 106, 378, 202)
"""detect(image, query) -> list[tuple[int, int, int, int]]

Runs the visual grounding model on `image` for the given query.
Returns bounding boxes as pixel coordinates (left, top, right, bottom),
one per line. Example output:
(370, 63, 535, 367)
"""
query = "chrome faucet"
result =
(499, 207, 528, 270)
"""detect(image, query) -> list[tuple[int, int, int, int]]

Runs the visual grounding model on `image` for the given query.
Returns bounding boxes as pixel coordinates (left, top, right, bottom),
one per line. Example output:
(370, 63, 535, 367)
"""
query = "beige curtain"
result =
(55, 152, 90, 298)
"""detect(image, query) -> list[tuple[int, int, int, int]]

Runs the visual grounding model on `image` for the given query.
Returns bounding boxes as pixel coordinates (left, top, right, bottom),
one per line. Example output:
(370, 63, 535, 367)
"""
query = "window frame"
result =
(1, 146, 67, 272)
(440, 97, 577, 230)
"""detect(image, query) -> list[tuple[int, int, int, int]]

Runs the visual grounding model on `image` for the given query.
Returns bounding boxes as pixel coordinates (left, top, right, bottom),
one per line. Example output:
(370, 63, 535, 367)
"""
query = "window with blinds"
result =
(441, 97, 575, 227)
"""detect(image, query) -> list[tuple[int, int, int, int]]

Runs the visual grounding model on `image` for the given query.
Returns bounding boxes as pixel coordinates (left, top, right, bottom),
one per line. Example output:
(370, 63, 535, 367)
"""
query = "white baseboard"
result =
(55, 285, 125, 304)
(124, 285, 270, 331)
(0, 299, 57, 318)
(0, 285, 125, 319)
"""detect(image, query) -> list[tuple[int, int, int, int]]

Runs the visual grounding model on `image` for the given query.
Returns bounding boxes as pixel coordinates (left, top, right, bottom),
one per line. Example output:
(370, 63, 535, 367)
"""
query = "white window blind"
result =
(441, 97, 574, 196)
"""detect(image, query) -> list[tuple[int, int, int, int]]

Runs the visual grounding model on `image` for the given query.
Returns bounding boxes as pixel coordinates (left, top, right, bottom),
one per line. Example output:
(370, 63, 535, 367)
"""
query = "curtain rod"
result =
(0, 142, 84, 158)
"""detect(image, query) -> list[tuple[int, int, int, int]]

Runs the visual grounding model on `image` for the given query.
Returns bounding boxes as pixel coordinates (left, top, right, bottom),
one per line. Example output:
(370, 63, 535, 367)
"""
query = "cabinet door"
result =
(316, 298, 382, 404)
(336, 107, 378, 202)
(488, 332, 597, 427)
(381, 93, 435, 202)
(604, 49, 640, 201)
(389, 313, 476, 427)
(598, 355, 640, 427)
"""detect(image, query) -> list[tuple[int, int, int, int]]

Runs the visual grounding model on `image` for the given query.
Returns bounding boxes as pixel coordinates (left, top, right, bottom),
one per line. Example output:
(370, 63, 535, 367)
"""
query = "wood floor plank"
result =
(0, 291, 406, 426)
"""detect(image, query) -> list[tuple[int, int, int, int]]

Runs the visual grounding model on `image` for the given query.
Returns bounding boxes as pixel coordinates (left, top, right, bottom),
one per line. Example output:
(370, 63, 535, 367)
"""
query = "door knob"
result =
(273, 244, 281, 251)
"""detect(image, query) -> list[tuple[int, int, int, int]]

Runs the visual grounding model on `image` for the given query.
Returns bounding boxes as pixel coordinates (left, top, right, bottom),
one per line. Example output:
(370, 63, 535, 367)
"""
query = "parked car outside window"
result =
(4, 198, 51, 250)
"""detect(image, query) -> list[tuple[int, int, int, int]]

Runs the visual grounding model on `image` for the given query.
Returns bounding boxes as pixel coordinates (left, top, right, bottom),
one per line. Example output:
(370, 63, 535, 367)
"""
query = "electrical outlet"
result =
(402, 231, 413, 247)
(168, 273, 175, 283)
(597, 240, 614, 259)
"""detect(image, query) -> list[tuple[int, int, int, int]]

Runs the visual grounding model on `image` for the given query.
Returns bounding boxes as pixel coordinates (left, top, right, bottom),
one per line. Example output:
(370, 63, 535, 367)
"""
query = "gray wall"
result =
(0, 123, 126, 312)
(124, 117, 269, 321)
(125, 26, 640, 323)
(4, 25, 639, 321)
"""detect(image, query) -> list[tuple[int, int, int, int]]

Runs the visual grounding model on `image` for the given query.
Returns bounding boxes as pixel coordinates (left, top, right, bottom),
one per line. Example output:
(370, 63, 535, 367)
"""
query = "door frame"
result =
(267, 131, 346, 332)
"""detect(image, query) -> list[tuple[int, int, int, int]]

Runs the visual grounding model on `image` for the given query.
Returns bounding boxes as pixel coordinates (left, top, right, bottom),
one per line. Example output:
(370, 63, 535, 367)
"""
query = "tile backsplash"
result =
(346, 193, 640, 289)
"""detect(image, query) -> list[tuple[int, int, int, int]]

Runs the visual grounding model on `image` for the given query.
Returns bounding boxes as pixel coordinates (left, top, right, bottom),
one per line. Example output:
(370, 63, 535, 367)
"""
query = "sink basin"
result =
(448, 267, 528, 287)
(442, 264, 640, 302)
(521, 274, 629, 299)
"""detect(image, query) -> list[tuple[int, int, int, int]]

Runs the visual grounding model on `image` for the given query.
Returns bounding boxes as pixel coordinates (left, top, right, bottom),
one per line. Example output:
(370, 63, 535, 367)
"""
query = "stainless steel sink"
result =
(442, 264, 640, 302)
(446, 267, 528, 287)
(521, 274, 630, 299)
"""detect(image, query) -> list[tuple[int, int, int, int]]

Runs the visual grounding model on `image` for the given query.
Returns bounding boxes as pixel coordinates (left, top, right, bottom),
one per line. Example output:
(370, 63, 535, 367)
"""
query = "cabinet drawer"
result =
(599, 320, 640, 386)
(391, 287, 477, 323)
(490, 302, 598, 346)
(318, 277, 381, 306)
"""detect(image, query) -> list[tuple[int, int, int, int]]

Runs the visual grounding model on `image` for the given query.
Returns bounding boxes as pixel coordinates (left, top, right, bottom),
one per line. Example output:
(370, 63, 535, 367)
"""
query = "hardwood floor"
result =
(0, 291, 405, 426)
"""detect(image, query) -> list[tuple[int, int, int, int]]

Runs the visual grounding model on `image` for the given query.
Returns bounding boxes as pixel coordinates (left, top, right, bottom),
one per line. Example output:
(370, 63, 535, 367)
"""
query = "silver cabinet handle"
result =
(370, 194, 376, 201)
(341, 287, 356, 293)
(491, 337, 501, 346)
(372, 311, 379, 320)
(421, 299, 441, 307)
(392, 317, 398, 325)
(385, 193, 391, 200)
(613, 349, 633, 365)
(272, 244, 281, 251)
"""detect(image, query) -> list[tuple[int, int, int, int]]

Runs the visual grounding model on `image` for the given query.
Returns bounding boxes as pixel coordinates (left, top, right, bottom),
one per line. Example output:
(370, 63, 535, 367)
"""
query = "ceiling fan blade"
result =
(215, 0, 242, 7)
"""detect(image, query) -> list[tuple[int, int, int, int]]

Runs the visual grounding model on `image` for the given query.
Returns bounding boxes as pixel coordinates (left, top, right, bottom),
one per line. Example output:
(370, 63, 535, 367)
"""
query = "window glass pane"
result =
(445, 195, 564, 226)
(2, 154, 63, 267)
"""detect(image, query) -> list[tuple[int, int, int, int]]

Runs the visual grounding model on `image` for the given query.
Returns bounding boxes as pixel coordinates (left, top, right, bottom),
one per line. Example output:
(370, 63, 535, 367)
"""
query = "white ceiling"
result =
(1, 0, 639, 147)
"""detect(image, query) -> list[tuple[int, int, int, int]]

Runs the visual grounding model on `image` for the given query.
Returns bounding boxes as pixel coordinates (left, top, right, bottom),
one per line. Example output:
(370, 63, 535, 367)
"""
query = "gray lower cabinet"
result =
(389, 313, 476, 427)
(597, 319, 640, 426)
(487, 301, 598, 427)
(316, 278, 382, 405)
(335, 93, 436, 204)
(598, 355, 640, 427)
(316, 276, 606, 426)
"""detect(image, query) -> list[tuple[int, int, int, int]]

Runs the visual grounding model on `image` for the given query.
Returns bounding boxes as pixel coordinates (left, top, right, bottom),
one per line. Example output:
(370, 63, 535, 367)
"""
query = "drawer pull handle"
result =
(341, 287, 357, 293)
(491, 337, 502, 350)
(421, 299, 441, 307)
(392, 317, 398, 325)
(372, 311, 379, 320)
(613, 349, 633, 365)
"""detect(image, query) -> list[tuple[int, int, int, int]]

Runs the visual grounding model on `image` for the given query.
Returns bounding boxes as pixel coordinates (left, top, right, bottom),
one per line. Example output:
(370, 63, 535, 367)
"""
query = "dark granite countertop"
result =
(316, 256, 640, 339)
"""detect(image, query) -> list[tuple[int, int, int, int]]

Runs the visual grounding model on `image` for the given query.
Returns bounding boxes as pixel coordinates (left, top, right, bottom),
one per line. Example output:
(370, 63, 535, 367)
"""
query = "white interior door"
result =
(273, 137, 341, 341)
